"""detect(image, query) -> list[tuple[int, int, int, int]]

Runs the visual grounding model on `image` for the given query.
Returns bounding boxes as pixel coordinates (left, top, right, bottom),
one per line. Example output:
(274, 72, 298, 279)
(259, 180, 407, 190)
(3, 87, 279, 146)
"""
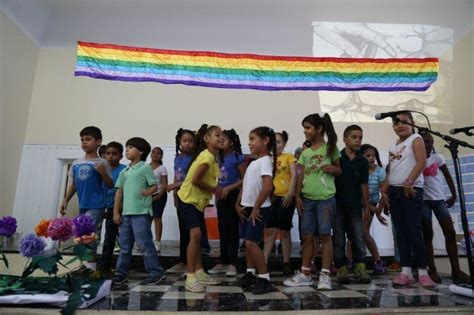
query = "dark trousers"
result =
(99, 207, 119, 271)
(333, 205, 366, 268)
(389, 186, 427, 269)
(216, 189, 240, 265)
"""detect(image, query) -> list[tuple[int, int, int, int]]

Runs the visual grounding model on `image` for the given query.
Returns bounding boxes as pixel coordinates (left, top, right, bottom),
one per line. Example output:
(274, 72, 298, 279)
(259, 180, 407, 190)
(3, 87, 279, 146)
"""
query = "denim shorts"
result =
(300, 197, 335, 236)
(421, 199, 451, 222)
(242, 207, 272, 243)
(177, 200, 205, 231)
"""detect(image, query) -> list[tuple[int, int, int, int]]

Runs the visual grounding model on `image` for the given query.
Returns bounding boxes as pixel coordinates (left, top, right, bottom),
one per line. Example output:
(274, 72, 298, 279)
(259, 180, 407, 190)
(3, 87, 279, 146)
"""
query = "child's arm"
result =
(153, 175, 168, 201)
(234, 188, 246, 222)
(404, 137, 427, 198)
(295, 164, 305, 214)
(220, 162, 247, 199)
(60, 181, 76, 215)
(440, 164, 457, 207)
(320, 159, 342, 176)
(282, 161, 297, 207)
(249, 175, 273, 226)
(113, 188, 123, 225)
(142, 184, 158, 197)
(380, 165, 390, 215)
(96, 162, 113, 188)
(192, 163, 221, 194)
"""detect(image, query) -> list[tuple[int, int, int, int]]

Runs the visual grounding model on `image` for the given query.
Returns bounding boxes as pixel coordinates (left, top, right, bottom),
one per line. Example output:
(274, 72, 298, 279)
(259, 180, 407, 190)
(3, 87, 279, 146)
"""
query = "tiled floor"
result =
(89, 271, 473, 312)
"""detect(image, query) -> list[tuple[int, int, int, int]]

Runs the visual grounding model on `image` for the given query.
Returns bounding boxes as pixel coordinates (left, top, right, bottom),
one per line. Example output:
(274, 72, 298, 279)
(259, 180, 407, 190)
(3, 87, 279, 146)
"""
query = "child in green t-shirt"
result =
(284, 113, 341, 290)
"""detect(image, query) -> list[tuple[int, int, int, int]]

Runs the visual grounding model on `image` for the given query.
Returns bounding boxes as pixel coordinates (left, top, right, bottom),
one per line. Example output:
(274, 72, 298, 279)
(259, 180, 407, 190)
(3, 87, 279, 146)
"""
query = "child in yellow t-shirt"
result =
(177, 124, 223, 293)
(263, 131, 297, 276)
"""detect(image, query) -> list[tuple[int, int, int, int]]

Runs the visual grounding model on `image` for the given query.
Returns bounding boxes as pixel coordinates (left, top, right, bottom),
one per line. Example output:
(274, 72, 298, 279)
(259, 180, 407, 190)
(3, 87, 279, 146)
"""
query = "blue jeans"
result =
(334, 205, 366, 267)
(421, 200, 451, 222)
(115, 215, 164, 278)
(389, 186, 427, 269)
(81, 208, 105, 252)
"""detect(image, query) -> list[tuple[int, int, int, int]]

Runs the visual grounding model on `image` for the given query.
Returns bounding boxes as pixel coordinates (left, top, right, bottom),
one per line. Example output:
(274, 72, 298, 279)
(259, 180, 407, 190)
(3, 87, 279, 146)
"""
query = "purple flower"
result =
(47, 217, 73, 241)
(72, 215, 96, 237)
(0, 216, 17, 238)
(20, 234, 46, 257)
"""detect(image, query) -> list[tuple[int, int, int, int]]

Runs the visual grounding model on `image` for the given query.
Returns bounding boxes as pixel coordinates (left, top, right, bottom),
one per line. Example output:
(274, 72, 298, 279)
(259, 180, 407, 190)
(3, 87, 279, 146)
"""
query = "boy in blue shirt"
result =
(60, 126, 113, 272)
(112, 137, 165, 287)
(97, 141, 127, 277)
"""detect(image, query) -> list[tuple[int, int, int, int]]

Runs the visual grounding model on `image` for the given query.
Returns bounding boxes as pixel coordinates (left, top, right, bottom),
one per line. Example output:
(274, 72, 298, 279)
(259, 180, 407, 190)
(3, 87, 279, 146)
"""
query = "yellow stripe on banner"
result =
(77, 46, 438, 74)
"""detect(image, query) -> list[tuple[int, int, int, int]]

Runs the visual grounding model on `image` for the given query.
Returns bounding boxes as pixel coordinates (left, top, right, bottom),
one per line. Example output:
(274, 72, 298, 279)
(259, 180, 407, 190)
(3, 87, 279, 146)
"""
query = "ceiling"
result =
(1, 0, 473, 55)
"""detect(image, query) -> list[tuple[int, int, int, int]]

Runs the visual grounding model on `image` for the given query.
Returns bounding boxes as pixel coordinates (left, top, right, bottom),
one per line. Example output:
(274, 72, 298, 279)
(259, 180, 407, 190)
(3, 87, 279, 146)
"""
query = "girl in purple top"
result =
(166, 128, 195, 273)
(208, 129, 246, 277)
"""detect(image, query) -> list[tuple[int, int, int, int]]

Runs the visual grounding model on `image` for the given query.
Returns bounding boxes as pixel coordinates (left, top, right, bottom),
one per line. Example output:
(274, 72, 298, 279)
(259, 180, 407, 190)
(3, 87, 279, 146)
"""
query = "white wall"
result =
(0, 10, 39, 217)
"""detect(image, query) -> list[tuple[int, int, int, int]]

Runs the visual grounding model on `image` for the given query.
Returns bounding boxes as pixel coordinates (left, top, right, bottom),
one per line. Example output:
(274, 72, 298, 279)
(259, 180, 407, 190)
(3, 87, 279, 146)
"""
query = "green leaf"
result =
(73, 245, 88, 257)
(61, 275, 84, 315)
(0, 253, 8, 268)
(37, 256, 59, 275)
(65, 256, 79, 266)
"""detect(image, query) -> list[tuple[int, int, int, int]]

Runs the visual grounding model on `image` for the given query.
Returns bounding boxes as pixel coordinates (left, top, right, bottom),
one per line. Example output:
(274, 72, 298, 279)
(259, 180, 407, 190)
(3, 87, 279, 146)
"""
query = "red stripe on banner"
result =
(77, 41, 439, 64)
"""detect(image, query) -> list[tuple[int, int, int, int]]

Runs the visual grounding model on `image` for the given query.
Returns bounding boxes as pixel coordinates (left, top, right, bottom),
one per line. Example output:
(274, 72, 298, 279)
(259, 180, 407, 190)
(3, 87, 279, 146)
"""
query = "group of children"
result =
(59, 111, 469, 295)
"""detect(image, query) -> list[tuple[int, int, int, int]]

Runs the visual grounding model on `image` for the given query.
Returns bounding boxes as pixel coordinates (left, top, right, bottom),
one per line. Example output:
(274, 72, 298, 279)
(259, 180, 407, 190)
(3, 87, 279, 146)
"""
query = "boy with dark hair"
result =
(112, 137, 165, 287)
(334, 124, 371, 284)
(60, 126, 113, 272)
(96, 141, 127, 277)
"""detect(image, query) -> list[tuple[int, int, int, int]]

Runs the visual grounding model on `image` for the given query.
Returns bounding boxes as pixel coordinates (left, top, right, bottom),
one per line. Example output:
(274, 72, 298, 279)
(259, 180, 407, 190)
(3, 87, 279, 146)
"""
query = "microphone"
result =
(375, 110, 411, 120)
(449, 126, 474, 136)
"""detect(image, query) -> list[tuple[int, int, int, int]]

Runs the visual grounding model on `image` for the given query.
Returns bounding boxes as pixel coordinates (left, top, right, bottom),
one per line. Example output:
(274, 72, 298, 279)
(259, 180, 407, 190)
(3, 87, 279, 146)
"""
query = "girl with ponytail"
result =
(236, 126, 277, 295)
(284, 113, 341, 290)
(208, 129, 246, 277)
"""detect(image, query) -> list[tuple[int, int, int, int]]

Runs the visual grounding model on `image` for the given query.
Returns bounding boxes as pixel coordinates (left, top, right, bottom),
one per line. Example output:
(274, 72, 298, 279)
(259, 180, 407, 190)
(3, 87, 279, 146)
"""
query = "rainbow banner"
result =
(75, 41, 439, 92)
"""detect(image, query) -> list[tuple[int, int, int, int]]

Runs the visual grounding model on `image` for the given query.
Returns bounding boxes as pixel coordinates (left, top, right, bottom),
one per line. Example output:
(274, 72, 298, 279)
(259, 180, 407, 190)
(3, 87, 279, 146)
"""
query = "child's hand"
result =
(142, 189, 151, 197)
(320, 164, 336, 175)
(362, 209, 371, 221)
(167, 183, 177, 192)
(376, 212, 388, 226)
(152, 194, 160, 202)
(113, 212, 122, 225)
(295, 197, 304, 216)
(445, 196, 456, 208)
(59, 200, 68, 216)
(249, 208, 263, 226)
(235, 204, 247, 223)
(217, 187, 230, 200)
(282, 192, 294, 208)
(213, 186, 224, 198)
(95, 162, 106, 175)
(403, 184, 416, 198)
(381, 192, 390, 209)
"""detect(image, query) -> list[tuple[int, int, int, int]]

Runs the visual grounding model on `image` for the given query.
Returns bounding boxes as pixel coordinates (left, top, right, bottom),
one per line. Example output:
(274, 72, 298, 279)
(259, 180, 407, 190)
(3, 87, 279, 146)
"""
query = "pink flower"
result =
(47, 217, 73, 241)
(73, 233, 97, 245)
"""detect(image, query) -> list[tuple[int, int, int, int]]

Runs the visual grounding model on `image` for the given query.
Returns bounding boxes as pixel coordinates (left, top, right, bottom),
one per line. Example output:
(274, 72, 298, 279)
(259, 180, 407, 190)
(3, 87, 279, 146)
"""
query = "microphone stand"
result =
(395, 118, 474, 290)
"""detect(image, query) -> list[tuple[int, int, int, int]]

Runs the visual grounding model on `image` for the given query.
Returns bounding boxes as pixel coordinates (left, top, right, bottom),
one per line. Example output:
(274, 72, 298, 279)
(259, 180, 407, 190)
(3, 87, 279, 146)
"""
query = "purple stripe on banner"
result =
(74, 67, 432, 89)
(75, 71, 430, 92)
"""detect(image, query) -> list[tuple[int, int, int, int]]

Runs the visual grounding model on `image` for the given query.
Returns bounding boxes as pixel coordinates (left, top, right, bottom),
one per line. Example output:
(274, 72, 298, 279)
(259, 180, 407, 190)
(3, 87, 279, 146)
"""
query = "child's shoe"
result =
(373, 260, 387, 275)
(419, 274, 436, 287)
(283, 271, 314, 287)
(317, 272, 332, 290)
(354, 263, 371, 284)
(252, 278, 276, 295)
(141, 274, 166, 285)
(185, 275, 205, 293)
(388, 260, 402, 272)
(208, 264, 228, 275)
(392, 272, 415, 286)
(239, 272, 257, 289)
(337, 265, 350, 284)
(196, 270, 220, 285)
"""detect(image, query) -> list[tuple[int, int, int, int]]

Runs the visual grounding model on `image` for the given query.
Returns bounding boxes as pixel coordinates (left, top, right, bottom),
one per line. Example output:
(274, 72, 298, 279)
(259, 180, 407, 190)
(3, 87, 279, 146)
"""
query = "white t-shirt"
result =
(241, 156, 273, 208)
(423, 153, 447, 200)
(152, 165, 168, 193)
(388, 133, 424, 187)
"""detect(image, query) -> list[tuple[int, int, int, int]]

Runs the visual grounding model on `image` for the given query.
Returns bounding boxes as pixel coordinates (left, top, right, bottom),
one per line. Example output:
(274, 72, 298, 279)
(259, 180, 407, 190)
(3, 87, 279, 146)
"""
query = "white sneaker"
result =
(154, 240, 161, 252)
(283, 271, 314, 287)
(317, 272, 332, 290)
(208, 264, 228, 275)
(225, 265, 237, 277)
